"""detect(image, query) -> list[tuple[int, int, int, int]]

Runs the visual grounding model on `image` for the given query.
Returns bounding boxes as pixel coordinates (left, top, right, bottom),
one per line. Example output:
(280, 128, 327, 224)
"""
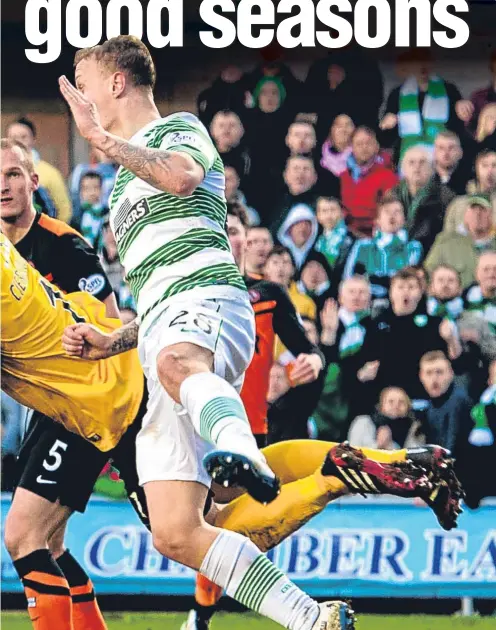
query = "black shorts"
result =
(15, 388, 148, 517)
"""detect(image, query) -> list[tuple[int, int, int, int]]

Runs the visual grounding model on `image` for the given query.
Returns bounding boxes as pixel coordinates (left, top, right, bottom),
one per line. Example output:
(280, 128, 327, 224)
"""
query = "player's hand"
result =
(59, 76, 105, 145)
(455, 99, 474, 122)
(289, 353, 323, 386)
(379, 113, 398, 130)
(62, 324, 113, 360)
(357, 360, 380, 382)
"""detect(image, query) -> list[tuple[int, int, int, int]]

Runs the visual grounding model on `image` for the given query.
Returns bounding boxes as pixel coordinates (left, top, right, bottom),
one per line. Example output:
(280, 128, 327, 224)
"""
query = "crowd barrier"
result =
(2, 494, 495, 598)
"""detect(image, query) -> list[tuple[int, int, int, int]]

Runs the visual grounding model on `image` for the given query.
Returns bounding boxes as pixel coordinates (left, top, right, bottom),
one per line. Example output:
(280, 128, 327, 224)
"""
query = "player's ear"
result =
(30, 172, 39, 192)
(111, 72, 126, 99)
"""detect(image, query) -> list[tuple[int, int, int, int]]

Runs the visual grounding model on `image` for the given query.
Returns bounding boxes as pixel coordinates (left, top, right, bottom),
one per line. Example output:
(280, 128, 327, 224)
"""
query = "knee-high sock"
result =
(196, 470, 345, 621)
(56, 550, 106, 630)
(14, 549, 73, 630)
(180, 372, 262, 462)
(262, 440, 407, 485)
(215, 470, 346, 551)
(200, 530, 319, 630)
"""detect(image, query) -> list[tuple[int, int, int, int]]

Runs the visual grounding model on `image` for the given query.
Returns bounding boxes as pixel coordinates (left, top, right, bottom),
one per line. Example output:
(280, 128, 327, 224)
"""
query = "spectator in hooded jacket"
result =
(295, 252, 333, 312)
(340, 127, 399, 237)
(343, 195, 423, 301)
(276, 203, 319, 273)
(425, 196, 496, 288)
(392, 145, 455, 254)
(444, 149, 496, 233)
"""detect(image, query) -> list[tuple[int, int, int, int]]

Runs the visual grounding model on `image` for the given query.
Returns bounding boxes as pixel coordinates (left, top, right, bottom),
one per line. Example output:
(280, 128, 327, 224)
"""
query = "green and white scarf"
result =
(397, 179, 433, 228)
(464, 285, 496, 333)
(338, 308, 368, 358)
(427, 296, 464, 321)
(469, 385, 496, 447)
(398, 75, 449, 161)
(314, 220, 349, 268)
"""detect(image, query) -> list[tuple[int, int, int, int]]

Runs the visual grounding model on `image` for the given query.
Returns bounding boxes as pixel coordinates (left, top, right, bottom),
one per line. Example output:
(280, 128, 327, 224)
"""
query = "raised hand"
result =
(59, 75, 105, 144)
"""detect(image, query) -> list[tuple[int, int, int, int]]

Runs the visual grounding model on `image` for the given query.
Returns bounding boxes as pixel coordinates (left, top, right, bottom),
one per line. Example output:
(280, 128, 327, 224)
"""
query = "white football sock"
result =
(180, 372, 262, 462)
(200, 530, 319, 630)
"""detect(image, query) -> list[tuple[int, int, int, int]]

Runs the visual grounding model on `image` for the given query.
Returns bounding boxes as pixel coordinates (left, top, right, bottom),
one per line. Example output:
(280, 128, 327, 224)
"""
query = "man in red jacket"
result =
(340, 127, 399, 236)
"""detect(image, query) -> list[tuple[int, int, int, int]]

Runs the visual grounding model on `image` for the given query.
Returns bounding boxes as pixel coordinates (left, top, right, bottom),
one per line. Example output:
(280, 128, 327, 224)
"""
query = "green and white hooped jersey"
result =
(108, 112, 246, 329)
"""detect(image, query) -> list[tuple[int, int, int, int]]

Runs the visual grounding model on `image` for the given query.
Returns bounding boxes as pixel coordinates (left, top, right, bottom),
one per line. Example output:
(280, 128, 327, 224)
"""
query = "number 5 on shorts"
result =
(43, 439, 68, 472)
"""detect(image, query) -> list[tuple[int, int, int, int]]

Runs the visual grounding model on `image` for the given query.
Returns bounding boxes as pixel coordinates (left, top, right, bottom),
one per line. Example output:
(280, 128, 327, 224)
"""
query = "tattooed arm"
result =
(62, 318, 140, 360)
(95, 134, 205, 196)
(58, 75, 205, 196)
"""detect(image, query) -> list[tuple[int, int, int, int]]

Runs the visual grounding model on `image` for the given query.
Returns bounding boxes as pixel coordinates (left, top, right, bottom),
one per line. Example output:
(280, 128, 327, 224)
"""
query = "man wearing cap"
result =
(425, 195, 496, 288)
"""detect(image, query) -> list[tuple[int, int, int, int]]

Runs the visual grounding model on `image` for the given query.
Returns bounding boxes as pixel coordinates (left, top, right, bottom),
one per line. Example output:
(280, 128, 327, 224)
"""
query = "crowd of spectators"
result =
(2, 48, 496, 507)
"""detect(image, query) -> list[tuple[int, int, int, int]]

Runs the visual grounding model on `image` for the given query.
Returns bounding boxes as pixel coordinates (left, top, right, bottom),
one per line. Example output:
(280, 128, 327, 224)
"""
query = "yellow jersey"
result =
(0, 233, 144, 452)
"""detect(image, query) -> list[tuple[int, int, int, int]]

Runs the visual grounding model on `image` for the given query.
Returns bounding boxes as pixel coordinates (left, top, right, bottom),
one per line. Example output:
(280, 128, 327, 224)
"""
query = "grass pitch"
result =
(2, 611, 495, 629)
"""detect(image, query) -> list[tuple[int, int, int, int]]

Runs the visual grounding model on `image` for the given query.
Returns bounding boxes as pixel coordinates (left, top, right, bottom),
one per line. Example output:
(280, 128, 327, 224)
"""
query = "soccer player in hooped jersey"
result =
(59, 35, 354, 629)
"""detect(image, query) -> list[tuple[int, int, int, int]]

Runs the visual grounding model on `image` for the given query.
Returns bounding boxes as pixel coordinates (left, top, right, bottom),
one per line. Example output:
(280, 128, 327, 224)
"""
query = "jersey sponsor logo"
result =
(114, 199, 150, 244)
(248, 289, 260, 304)
(168, 131, 200, 147)
(36, 475, 56, 485)
(78, 274, 105, 295)
(88, 433, 102, 443)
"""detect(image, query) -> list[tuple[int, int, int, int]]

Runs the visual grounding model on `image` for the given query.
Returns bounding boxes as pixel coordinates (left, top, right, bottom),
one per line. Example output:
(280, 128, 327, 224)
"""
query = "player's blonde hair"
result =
(1, 138, 35, 174)
(74, 35, 156, 90)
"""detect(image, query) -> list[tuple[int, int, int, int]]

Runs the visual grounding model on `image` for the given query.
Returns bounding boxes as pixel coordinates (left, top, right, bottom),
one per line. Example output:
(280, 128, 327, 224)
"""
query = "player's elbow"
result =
(171, 174, 197, 197)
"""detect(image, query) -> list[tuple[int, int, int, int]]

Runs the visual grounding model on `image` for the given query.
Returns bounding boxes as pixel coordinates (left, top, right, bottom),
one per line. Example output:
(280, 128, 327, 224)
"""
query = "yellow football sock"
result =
(214, 471, 347, 552)
(262, 440, 407, 485)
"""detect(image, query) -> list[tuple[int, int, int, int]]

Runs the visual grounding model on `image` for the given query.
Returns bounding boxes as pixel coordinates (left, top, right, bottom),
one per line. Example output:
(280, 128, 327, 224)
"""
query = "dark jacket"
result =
(422, 383, 473, 453)
(304, 50, 384, 133)
(393, 179, 456, 256)
(366, 308, 449, 401)
(197, 76, 248, 127)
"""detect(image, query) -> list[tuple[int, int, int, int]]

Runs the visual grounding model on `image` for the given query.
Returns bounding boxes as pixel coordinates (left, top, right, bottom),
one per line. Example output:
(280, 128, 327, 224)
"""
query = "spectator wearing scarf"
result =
(340, 127, 399, 237)
(314, 196, 355, 293)
(343, 196, 423, 299)
(392, 145, 455, 255)
(309, 278, 377, 441)
(426, 265, 465, 320)
(379, 50, 467, 164)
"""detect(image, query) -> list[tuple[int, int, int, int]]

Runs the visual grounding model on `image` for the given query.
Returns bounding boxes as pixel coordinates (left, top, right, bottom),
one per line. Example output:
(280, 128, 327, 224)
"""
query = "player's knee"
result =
(156, 350, 184, 394)
(152, 527, 191, 563)
(4, 512, 39, 560)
